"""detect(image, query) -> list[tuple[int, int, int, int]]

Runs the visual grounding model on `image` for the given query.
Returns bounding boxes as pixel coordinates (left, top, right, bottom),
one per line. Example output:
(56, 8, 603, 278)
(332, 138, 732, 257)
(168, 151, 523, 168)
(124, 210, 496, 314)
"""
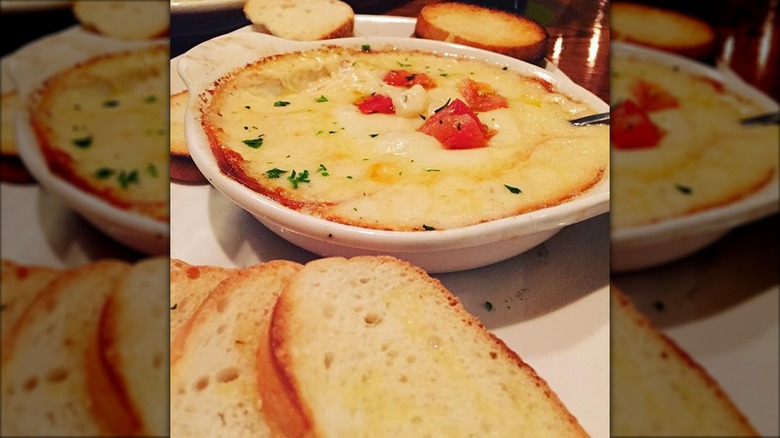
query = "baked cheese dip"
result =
(611, 54, 779, 229)
(202, 46, 608, 231)
(29, 44, 169, 222)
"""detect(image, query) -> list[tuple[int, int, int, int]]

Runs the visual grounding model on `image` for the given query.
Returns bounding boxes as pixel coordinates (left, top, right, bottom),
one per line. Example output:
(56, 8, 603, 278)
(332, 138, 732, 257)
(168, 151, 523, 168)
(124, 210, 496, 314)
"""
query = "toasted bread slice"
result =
(611, 286, 757, 436)
(611, 2, 715, 60)
(244, 0, 354, 41)
(99, 257, 168, 436)
(170, 260, 302, 437)
(1, 260, 135, 436)
(0, 260, 60, 348)
(415, 2, 549, 64)
(170, 260, 236, 338)
(73, 0, 170, 41)
(259, 256, 587, 437)
(170, 90, 207, 183)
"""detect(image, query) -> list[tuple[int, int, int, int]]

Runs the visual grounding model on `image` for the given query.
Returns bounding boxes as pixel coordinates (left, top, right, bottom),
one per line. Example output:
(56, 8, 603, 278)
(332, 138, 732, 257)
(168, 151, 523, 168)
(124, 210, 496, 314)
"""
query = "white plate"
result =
(5, 26, 169, 256)
(610, 41, 779, 272)
(171, 15, 609, 437)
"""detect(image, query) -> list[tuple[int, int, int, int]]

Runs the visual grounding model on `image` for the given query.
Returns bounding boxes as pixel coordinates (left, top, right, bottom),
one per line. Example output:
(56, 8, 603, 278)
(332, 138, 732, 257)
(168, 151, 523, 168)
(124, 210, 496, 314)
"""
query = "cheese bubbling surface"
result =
(29, 44, 169, 222)
(203, 47, 608, 231)
(611, 55, 779, 229)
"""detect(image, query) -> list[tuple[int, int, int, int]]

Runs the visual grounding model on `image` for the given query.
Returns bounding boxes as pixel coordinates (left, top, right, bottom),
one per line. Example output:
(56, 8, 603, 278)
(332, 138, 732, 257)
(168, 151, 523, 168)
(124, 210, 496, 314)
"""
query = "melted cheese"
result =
(30, 45, 169, 222)
(611, 55, 779, 229)
(204, 47, 608, 231)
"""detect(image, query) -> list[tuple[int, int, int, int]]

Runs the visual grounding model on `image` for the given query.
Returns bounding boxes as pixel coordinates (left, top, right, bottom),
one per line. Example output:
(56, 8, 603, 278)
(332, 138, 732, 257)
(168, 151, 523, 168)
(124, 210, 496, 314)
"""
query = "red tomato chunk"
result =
(459, 78, 508, 112)
(383, 70, 436, 89)
(630, 79, 679, 112)
(419, 99, 493, 149)
(357, 94, 395, 114)
(611, 99, 665, 150)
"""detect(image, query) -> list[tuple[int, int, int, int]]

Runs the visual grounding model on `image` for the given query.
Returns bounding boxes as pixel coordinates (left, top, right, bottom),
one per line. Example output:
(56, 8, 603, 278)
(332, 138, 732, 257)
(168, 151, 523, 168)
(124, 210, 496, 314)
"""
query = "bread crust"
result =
(415, 2, 549, 64)
(259, 256, 588, 437)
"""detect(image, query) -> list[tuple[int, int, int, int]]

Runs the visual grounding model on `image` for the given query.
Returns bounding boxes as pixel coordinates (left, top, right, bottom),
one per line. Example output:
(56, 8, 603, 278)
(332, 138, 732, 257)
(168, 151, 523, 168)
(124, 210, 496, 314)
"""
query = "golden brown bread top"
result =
(611, 2, 716, 59)
(415, 2, 549, 64)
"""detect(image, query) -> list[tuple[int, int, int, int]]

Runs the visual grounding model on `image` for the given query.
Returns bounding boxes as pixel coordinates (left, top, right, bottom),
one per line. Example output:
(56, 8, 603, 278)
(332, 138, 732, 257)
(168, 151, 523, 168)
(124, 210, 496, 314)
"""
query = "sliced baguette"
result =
(1, 259, 60, 348)
(99, 257, 169, 436)
(243, 0, 354, 41)
(611, 286, 757, 436)
(611, 2, 715, 60)
(1, 92, 34, 183)
(260, 256, 588, 437)
(73, 0, 170, 41)
(170, 260, 236, 338)
(1, 260, 135, 436)
(415, 2, 549, 64)
(171, 260, 302, 437)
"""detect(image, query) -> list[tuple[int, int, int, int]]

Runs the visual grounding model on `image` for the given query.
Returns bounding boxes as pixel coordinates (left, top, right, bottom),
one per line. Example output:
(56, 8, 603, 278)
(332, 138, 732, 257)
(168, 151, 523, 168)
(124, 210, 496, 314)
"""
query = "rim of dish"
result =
(611, 42, 779, 244)
(181, 33, 610, 251)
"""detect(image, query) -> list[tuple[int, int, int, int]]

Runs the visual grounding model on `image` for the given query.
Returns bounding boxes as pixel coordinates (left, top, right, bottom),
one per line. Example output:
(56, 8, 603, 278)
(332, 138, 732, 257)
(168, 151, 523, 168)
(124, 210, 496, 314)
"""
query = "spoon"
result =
(740, 112, 779, 126)
(569, 112, 610, 126)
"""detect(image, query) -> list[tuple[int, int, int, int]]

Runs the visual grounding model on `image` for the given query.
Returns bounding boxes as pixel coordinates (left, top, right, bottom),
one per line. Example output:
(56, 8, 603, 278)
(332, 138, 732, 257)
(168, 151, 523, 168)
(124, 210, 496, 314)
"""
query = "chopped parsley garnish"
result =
(675, 183, 693, 195)
(72, 136, 93, 148)
(502, 66, 508, 71)
(504, 184, 522, 194)
(95, 167, 114, 179)
(433, 98, 451, 113)
(361, 44, 371, 52)
(287, 169, 310, 189)
(369, 133, 379, 138)
(439, 73, 448, 77)
(315, 95, 329, 103)
(242, 135, 264, 148)
(245, 105, 251, 109)
(397, 61, 411, 67)
(422, 224, 435, 231)
(103, 99, 119, 108)
(170, 303, 178, 310)
(147, 163, 158, 177)
(117, 169, 139, 189)
(274, 101, 291, 107)
(328, 130, 337, 134)
(346, 175, 353, 179)
(317, 164, 330, 176)
(144, 95, 158, 104)
(484, 301, 494, 311)
(419, 114, 426, 120)
(424, 168, 440, 172)
(265, 168, 288, 179)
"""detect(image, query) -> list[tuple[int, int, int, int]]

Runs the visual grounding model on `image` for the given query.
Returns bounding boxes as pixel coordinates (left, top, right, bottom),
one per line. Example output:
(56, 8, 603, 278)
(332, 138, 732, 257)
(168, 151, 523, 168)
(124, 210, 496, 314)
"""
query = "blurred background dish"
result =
(170, 0, 249, 56)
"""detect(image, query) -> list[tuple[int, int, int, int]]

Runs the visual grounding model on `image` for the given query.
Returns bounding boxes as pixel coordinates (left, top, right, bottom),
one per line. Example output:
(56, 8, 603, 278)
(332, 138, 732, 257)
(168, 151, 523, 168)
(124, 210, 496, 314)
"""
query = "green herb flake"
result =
(504, 184, 522, 194)
(439, 73, 448, 77)
(433, 98, 451, 113)
(170, 303, 178, 310)
(147, 164, 158, 177)
(419, 114, 426, 120)
(369, 133, 379, 138)
(103, 99, 120, 108)
(424, 168, 440, 172)
(346, 175, 353, 179)
(361, 44, 371, 52)
(72, 136, 93, 149)
(315, 95, 329, 103)
(287, 169, 311, 189)
(95, 167, 114, 180)
(502, 66, 508, 71)
(317, 164, 330, 176)
(117, 169, 139, 189)
(245, 105, 251, 109)
(422, 224, 435, 231)
(397, 61, 411, 67)
(242, 135, 264, 148)
(675, 183, 693, 195)
(484, 301, 494, 311)
(265, 168, 288, 179)
(274, 101, 291, 107)
(144, 95, 158, 104)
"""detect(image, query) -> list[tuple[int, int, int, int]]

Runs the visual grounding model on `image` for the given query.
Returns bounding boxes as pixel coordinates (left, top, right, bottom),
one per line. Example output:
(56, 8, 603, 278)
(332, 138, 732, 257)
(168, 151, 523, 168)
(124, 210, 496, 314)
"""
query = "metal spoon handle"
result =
(569, 112, 610, 126)
(740, 112, 780, 126)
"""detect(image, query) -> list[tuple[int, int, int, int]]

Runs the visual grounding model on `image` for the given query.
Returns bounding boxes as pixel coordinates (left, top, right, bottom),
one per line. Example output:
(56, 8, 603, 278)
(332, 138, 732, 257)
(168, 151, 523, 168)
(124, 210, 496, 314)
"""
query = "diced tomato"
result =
(419, 98, 492, 149)
(458, 78, 508, 112)
(383, 70, 436, 89)
(356, 94, 395, 114)
(611, 99, 665, 150)
(630, 79, 679, 112)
